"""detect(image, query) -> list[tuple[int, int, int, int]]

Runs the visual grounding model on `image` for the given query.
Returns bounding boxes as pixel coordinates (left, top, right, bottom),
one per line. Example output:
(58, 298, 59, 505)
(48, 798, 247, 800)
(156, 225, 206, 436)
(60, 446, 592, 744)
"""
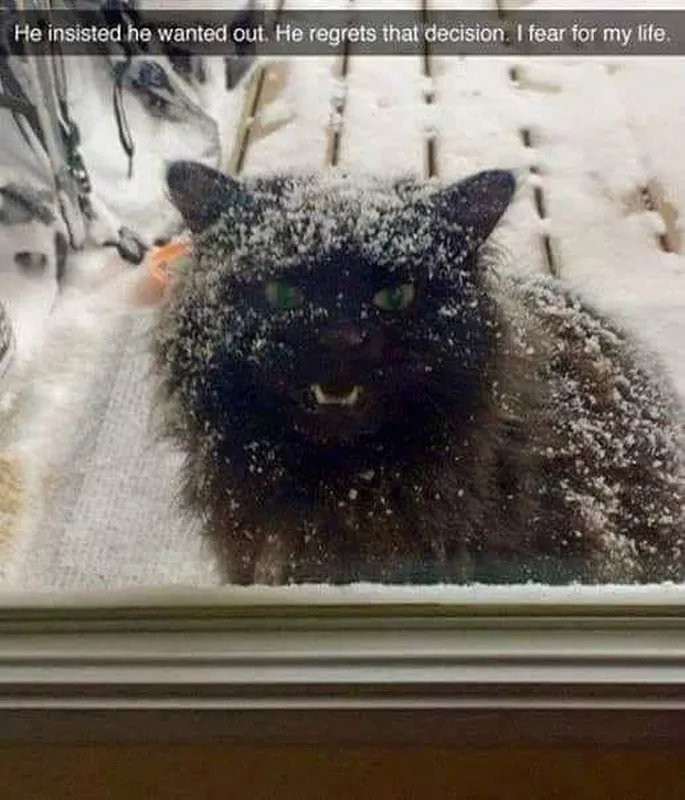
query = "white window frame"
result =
(0, 585, 684, 745)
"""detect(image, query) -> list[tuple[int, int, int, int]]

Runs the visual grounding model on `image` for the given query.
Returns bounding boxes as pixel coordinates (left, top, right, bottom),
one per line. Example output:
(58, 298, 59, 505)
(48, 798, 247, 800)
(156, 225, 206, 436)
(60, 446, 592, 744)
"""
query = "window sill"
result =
(0, 585, 684, 746)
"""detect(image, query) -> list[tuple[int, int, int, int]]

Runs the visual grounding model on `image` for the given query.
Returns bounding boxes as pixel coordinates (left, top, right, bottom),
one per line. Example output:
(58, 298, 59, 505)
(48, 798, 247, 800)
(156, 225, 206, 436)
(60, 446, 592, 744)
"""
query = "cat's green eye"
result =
(264, 281, 304, 310)
(373, 283, 416, 312)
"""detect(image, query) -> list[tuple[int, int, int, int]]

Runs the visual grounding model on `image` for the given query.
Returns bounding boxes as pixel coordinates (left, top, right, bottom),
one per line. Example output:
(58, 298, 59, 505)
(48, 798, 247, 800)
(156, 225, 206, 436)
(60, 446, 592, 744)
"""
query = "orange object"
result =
(147, 238, 190, 289)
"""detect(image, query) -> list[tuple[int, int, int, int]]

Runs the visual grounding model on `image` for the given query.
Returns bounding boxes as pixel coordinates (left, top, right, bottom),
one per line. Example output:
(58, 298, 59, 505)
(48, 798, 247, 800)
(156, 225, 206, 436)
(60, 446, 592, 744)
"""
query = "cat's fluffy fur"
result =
(153, 161, 684, 584)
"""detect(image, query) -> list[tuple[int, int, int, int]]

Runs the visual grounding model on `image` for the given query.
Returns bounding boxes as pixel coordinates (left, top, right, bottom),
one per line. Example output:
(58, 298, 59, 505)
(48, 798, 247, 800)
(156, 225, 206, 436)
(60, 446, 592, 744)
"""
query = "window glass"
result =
(0, 0, 682, 596)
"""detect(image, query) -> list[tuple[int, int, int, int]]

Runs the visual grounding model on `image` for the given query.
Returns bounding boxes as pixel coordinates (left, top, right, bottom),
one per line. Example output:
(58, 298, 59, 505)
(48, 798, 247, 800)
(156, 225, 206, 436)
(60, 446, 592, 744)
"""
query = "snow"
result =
(2, 580, 685, 609)
(0, 1, 683, 596)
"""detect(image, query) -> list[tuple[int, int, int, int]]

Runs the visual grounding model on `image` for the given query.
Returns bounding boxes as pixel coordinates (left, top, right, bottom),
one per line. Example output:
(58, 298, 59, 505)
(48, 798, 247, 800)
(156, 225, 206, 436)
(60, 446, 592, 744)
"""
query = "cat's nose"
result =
(319, 322, 366, 351)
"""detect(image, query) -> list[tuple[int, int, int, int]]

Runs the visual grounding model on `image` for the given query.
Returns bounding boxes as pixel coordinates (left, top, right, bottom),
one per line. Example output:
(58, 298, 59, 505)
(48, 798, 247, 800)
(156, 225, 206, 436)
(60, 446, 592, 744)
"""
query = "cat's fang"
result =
(311, 384, 361, 406)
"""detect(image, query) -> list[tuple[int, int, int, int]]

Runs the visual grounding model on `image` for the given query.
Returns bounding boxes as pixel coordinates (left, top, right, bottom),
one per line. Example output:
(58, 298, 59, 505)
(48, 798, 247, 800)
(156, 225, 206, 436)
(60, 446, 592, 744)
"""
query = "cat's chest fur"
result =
(154, 162, 684, 586)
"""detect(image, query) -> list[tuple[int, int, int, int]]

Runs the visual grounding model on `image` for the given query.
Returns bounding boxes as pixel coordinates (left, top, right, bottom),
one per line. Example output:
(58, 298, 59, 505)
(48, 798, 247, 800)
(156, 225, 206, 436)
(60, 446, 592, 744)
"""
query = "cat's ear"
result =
(432, 170, 515, 246)
(166, 161, 247, 234)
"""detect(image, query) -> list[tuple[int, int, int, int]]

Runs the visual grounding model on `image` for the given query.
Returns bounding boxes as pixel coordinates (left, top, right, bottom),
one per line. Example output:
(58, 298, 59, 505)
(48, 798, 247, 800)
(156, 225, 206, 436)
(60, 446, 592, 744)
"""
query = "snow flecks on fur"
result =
(199, 176, 445, 282)
(503, 274, 684, 578)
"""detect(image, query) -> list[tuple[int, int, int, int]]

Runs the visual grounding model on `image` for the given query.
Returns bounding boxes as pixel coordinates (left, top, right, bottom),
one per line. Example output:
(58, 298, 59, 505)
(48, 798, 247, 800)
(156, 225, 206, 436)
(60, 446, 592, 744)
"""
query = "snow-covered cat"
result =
(153, 161, 684, 584)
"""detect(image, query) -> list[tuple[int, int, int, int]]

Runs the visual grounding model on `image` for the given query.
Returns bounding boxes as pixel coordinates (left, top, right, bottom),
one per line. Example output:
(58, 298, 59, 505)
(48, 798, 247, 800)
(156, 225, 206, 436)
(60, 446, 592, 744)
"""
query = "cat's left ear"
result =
(431, 169, 515, 246)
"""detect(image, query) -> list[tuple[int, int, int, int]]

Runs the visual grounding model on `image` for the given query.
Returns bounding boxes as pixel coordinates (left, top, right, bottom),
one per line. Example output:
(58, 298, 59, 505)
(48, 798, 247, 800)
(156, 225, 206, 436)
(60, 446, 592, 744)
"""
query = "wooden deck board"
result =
(518, 60, 671, 289)
(611, 58, 685, 254)
(336, 54, 426, 175)
(237, 0, 347, 174)
(238, 58, 338, 174)
(512, 58, 685, 391)
(336, 0, 427, 175)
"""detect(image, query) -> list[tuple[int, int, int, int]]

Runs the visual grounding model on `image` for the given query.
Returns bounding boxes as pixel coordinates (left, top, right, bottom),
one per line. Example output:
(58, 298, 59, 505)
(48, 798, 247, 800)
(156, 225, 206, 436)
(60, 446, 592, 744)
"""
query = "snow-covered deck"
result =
(0, 0, 683, 592)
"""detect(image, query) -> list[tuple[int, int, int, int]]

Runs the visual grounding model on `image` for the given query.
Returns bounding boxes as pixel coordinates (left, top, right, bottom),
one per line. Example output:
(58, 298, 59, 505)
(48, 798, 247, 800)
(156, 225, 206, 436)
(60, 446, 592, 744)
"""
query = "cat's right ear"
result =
(433, 170, 516, 248)
(166, 161, 246, 234)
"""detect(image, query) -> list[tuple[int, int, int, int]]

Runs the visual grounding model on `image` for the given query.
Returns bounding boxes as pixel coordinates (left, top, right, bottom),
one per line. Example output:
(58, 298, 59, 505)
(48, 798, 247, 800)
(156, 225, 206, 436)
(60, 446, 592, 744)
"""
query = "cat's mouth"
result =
(291, 379, 379, 442)
(310, 383, 362, 407)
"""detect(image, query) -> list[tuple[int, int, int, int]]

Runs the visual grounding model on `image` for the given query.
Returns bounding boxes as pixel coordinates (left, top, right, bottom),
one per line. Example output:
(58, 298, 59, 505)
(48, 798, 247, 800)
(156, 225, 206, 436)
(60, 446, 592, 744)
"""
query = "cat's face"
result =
(232, 245, 431, 443)
(159, 165, 515, 446)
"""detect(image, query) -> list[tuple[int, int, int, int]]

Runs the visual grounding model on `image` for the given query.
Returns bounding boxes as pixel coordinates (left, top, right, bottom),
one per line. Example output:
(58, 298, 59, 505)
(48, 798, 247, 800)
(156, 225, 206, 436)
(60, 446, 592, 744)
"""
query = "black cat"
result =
(153, 161, 684, 584)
